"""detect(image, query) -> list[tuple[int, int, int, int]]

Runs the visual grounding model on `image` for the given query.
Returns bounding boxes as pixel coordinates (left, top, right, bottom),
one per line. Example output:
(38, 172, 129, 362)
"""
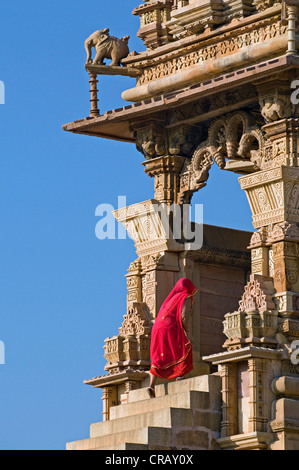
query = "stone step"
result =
(110, 389, 210, 420)
(66, 426, 173, 451)
(127, 374, 220, 404)
(110, 375, 221, 421)
(96, 443, 149, 451)
(90, 407, 194, 438)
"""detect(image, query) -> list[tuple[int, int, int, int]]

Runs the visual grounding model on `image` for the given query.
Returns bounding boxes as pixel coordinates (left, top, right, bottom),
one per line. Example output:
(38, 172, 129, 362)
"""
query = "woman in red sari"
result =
(147, 278, 197, 398)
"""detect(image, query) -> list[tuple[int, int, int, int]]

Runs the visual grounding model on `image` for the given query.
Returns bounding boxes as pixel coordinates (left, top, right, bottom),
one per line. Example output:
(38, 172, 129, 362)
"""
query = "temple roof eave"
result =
(62, 55, 299, 143)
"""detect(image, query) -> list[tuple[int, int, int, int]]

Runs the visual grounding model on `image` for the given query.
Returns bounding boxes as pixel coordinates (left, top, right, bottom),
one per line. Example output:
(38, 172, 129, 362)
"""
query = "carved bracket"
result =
(178, 110, 266, 203)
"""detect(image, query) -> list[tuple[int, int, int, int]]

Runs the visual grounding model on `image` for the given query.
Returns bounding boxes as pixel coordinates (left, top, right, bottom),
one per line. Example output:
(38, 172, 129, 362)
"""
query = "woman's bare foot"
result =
(147, 387, 156, 398)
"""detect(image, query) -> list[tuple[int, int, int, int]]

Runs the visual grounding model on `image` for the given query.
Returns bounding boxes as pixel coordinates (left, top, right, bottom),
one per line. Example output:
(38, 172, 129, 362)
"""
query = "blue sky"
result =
(0, 1, 253, 450)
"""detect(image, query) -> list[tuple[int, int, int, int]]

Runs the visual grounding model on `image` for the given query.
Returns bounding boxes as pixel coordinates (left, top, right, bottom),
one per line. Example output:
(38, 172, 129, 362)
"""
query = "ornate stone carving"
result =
(133, 1, 172, 49)
(239, 275, 276, 313)
(168, 0, 226, 40)
(178, 111, 265, 202)
(254, 0, 282, 12)
(249, 227, 268, 249)
(143, 156, 186, 204)
(119, 303, 152, 337)
(257, 79, 299, 123)
(239, 166, 299, 229)
(126, 258, 143, 306)
(85, 28, 130, 66)
(270, 240, 299, 293)
(223, 274, 278, 350)
(134, 123, 201, 160)
(114, 199, 185, 255)
(251, 246, 269, 276)
(135, 18, 287, 86)
(225, 0, 256, 19)
(104, 302, 153, 374)
(267, 222, 299, 244)
(247, 358, 268, 433)
(220, 363, 238, 437)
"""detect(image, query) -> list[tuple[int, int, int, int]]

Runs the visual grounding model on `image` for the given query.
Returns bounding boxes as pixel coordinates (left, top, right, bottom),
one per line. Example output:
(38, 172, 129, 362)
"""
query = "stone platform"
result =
(66, 375, 221, 450)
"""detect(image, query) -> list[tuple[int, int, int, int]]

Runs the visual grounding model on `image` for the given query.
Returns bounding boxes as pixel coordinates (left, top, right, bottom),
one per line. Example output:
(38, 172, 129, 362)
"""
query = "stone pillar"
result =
(220, 363, 238, 438)
(88, 72, 100, 117)
(205, 347, 281, 450)
(285, 0, 298, 54)
(143, 155, 185, 205)
(251, 246, 269, 277)
(126, 259, 143, 307)
(102, 386, 118, 421)
(248, 358, 267, 433)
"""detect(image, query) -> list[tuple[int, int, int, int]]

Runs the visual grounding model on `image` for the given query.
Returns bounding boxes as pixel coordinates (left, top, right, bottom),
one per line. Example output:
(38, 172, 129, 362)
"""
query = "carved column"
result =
(220, 363, 238, 438)
(126, 259, 143, 307)
(143, 155, 185, 205)
(88, 72, 100, 117)
(248, 358, 267, 433)
(284, 0, 298, 54)
(251, 246, 269, 277)
(133, 121, 201, 205)
(101, 386, 118, 421)
(141, 252, 180, 319)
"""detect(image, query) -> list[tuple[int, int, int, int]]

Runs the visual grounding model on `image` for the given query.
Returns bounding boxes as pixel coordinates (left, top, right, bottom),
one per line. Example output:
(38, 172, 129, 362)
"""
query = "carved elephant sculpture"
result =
(85, 28, 130, 66)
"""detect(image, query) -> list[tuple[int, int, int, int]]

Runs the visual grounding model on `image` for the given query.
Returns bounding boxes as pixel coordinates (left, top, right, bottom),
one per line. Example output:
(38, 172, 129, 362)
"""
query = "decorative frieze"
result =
(114, 199, 185, 254)
(239, 166, 299, 229)
(135, 18, 287, 86)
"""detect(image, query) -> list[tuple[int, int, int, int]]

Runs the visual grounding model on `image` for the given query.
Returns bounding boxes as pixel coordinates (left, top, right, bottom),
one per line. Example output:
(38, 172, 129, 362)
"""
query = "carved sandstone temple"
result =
(64, 0, 299, 450)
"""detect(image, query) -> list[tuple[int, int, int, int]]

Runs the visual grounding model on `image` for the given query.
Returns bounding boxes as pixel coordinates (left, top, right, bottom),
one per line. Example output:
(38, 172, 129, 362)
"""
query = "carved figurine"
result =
(85, 28, 130, 66)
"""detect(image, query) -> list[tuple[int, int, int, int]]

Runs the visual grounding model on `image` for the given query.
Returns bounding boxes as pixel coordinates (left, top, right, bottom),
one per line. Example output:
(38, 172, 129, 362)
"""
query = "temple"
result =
(64, 0, 299, 450)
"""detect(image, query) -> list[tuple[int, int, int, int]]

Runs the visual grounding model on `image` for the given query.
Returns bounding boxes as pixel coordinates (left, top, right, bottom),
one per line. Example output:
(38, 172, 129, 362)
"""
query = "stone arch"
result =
(178, 110, 266, 202)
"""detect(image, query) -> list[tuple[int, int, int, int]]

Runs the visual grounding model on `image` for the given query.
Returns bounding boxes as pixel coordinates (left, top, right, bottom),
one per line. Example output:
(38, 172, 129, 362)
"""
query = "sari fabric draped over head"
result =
(150, 278, 197, 380)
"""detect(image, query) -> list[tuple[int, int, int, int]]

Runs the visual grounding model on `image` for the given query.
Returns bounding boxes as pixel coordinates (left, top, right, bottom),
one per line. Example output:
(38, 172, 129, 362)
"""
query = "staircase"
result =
(66, 375, 222, 450)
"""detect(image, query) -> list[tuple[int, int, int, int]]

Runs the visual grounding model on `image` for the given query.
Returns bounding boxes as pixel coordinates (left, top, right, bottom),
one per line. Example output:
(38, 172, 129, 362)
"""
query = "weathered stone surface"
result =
(67, 376, 221, 450)
(65, 0, 299, 452)
(175, 430, 210, 448)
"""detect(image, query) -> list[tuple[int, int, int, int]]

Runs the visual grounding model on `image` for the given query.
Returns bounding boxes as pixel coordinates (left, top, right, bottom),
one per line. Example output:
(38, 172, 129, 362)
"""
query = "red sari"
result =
(150, 278, 197, 380)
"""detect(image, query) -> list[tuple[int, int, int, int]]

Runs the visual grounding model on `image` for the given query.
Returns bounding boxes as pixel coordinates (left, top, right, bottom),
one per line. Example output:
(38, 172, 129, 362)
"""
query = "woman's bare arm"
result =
(181, 297, 192, 337)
